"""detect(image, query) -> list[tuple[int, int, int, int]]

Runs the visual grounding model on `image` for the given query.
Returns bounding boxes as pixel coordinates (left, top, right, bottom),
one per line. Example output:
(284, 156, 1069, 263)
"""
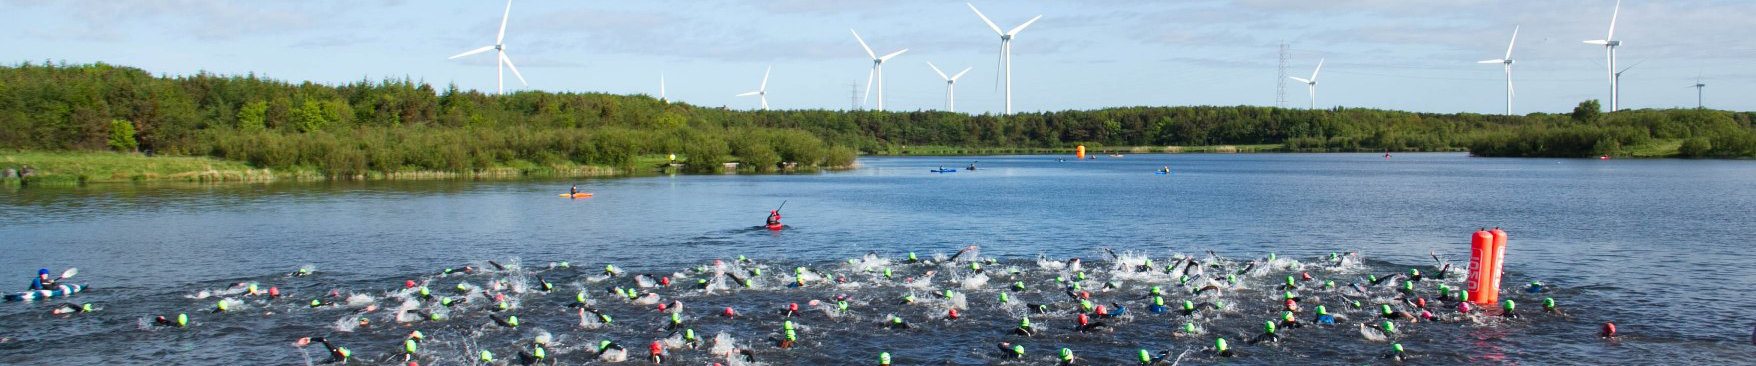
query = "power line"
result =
(1276, 42, 1289, 108)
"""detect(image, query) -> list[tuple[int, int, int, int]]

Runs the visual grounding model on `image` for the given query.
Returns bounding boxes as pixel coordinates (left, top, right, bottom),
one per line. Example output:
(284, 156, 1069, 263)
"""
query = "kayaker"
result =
(767, 210, 782, 226)
(29, 268, 56, 290)
(570, 184, 579, 196)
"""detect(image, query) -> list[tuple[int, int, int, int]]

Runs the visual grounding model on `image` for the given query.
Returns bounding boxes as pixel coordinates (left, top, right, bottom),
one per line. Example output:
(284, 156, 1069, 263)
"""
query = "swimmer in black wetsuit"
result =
(296, 337, 352, 364)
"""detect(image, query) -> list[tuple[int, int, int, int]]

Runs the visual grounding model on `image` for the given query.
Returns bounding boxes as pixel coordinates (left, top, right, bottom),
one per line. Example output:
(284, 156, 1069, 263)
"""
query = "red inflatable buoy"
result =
(1466, 229, 1496, 305)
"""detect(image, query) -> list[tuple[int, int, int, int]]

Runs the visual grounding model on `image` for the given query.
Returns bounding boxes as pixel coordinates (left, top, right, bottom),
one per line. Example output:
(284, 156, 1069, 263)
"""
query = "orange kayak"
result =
(559, 193, 594, 198)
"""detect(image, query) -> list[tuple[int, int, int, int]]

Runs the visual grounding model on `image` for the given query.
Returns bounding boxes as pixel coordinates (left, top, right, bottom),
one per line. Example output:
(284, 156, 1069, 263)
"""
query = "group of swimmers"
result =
(22, 246, 1665, 364)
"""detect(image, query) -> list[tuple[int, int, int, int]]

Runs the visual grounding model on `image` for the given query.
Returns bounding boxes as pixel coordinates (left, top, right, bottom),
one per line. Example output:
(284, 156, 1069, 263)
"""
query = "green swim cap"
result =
(1077, 272, 1087, 281)
(1264, 320, 1276, 334)
(1138, 349, 1151, 363)
(1286, 276, 1295, 286)
(1403, 281, 1414, 291)
(738, 255, 748, 262)
(1369, 275, 1378, 282)
(1013, 344, 1025, 355)
(999, 293, 1010, 303)
(908, 252, 918, 260)
(1020, 317, 1031, 328)
(890, 315, 903, 324)
(1071, 283, 1082, 291)
(1215, 338, 1228, 352)
(1144, 259, 1154, 267)
(1080, 300, 1094, 312)
(1268, 253, 1277, 261)
(480, 349, 494, 362)
(751, 268, 762, 276)
(497, 301, 508, 310)
(1381, 320, 1396, 333)
(944, 289, 955, 299)
(838, 300, 849, 311)
(784, 320, 796, 331)
(1150, 286, 1162, 295)
(606, 264, 617, 272)
(1059, 348, 1073, 361)
(1153, 296, 1165, 306)
(1184, 322, 1196, 333)
(1331, 252, 1339, 260)
(1382, 304, 1393, 315)
(507, 315, 520, 327)
(177, 313, 188, 327)
(1180, 275, 1190, 284)
(1227, 274, 1237, 284)
(428, 313, 442, 321)
(880, 352, 892, 364)
(1392, 343, 1404, 353)
(969, 262, 981, 271)
(685, 328, 697, 341)
(419, 286, 430, 297)
(577, 291, 587, 303)
(1183, 300, 1195, 311)
(404, 339, 418, 354)
(80, 303, 92, 312)
(248, 283, 258, 293)
(559, 261, 570, 268)
(1056, 276, 1065, 283)
(533, 345, 545, 359)
(1503, 299, 1516, 311)
(784, 329, 797, 341)
(1316, 305, 1328, 315)
(600, 313, 613, 323)
(1325, 280, 1335, 289)
(1282, 311, 1295, 322)
(1459, 291, 1469, 302)
(311, 299, 322, 307)
(456, 283, 468, 291)
(1410, 268, 1420, 276)
(1543, 297, 1555, 309)
(337, 347, 351, 360)
(216, 300, 228, 312)
(441, 298, 454, 306)
(903, 294, 915, 302)
(884, 268, 893, 278)
(1284, 291, 1296, 300)
(670, 313, 682, 324)
(795, 266, 806, 275)
(599, 340, 612, 351)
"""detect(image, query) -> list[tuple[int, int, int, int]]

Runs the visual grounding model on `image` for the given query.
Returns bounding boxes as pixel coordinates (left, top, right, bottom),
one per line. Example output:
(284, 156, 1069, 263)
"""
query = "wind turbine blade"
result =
(927, 62, 948, 80)
(850, 29, 877, 59)
(1007, 15, 1043, 35)
(1311, 59, 1324, 81)
(879, 49, 908, 61)
(863, 68, 875, 104)
(497, 0, 513, 45)
(1584, 40, 1609, 45)
(760, 66, 771, 91)
(1607, 0, 1620, 41)
(951, 67, 973, 80)
(994, 43, 1004, 91)
(1478, 59, 1506, 64)
(1506, 25, 1519, 60)
(500, 52, 527, 86)
(1288, 76, 1311, 84)
(449, 45, 496, 60)
(736, 91, 759, 97)
(967, 3, 1005, 36)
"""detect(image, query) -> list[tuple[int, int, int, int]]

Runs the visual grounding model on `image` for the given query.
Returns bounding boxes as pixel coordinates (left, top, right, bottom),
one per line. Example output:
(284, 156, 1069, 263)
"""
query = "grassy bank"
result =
(0, 150, 641, 186)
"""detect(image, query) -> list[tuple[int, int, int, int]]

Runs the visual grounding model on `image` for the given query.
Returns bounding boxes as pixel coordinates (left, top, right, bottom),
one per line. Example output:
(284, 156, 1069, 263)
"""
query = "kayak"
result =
(931, 169, 957, 173)
(767, 224, 784, 231)
(1154, 171, 1169, 175)
(6, 284, 86, 302)
(559, 193, 594, 198)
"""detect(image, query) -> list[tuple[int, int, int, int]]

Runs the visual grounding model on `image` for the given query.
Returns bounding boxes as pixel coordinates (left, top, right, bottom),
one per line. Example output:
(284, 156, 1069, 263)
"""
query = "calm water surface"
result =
(2, 153, 1754, 364)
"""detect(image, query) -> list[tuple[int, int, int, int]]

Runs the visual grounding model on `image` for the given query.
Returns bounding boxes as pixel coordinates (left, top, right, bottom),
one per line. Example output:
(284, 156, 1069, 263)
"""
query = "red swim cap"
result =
(1284, 299, 1298, 311)
(789, 303, 799, 311)
(660, 277, 671, 286)
(1077, 313, 1090, 326)
(948, 308, 959, 319)
(1300, 272, 1312, 281)
(650, 341, 663, 355)
(723, 307, 737, 317)
(657, 303, 668, 312)
(1416, 298, 1428, 309)
(1601, 322, 1617, 337)
(405, 280, 416, 289)
(1079, 291, 1091, 299)
(1457, 302, 1473, 313)
(269, 287, 281, 297)
(1095, 305, 1108, 315)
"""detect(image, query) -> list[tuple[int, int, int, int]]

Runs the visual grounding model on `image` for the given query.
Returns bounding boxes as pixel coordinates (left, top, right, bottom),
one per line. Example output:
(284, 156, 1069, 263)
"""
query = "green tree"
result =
(1678, 137, 1712, 158)
(238, 101, 267, 131)
(107, 119, 138, 152)
(294, 100, 328, 133)
(1572, 100, 1602, 124)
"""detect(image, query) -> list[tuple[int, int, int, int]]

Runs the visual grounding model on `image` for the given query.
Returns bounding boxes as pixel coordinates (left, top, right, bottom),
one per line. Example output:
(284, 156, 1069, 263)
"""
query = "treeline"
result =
(2, 62, 1753, 177)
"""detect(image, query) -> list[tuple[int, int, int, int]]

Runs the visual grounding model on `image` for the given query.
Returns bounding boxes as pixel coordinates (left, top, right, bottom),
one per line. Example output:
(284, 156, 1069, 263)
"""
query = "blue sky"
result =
(3, 0, 1752, 114)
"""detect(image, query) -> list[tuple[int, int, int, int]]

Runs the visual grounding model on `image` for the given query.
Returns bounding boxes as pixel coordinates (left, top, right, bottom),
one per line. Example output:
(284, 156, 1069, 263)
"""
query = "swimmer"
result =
(294, 337, 352, 364)
(883, 315, 912, 329)
(1137, 349, 1174, 365)
(648, 340, 665, 364)
(1600, 322, 1618, 338)
(1526, 281, 1546, 293)
(50, 303, 93, 315)
(776, 320, 798, 348)
(1015, 317, 1037, 336)
(1383, 343, 1408, 362)
(518, 344, 549, 365)
(1380, 304, 1416, 321)
(1148, 295, 1169, 314)
(152, 313, 188, 327)
(1312, 305, 1336, 325)
(399, 331, 424, 362)
(1500, 300, 1519, 319)
(1057, 347, 1078, 365)
(1212, 338, 1235, 357)
(997, 342, 1026, 359)
(595, 340, 628, 360)
(1247, 320, 1280, 345)
(1073, 313, 1108, 332)
(489, 314, 520, 328)
(1542, 298, 1565, 315)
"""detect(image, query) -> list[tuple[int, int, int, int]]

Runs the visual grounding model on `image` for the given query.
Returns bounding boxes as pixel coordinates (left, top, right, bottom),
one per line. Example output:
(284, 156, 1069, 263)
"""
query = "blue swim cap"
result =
(38, 268, 49, 276)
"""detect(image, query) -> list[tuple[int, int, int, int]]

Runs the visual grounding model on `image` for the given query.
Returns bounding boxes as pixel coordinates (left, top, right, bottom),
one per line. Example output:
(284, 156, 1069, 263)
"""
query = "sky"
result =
(2, 0, 1752, 115)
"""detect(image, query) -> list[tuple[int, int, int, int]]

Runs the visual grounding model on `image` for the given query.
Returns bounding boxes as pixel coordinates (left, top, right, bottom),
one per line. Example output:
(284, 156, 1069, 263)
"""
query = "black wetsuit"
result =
(309, 337, 348, 364)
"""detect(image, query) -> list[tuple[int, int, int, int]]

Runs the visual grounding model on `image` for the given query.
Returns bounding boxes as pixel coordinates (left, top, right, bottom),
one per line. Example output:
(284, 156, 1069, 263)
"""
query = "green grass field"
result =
(1, 150, 274, 185)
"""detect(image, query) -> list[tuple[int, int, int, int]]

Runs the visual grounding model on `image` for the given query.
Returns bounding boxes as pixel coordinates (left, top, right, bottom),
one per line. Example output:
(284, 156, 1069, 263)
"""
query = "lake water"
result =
(3, 153, 1754, 364)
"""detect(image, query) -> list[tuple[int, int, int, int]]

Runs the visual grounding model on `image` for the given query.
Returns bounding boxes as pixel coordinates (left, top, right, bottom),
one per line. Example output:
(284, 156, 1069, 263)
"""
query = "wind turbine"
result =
(660, 73, 667, 103)
(928, 62, 973, 112)
(1612, 59, 1644, 109)
(967, 2, 1041, 115)
(1478, 26, 1519, 115)
(851, 29, 908, 111)
(736, 66, 772, 111)
(448, 0, 526, 95)
(1584, 0, 1622, 110)
(1287, 59, 1324, 109)
(1689, 77, 1706, 109)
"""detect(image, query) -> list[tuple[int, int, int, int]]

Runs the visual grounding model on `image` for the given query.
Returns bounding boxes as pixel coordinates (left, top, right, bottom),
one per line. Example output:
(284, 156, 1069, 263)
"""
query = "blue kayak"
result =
(1154, 171, 1169, 175)
(931, 169, 957, 173)
(6, 284, 86, 302)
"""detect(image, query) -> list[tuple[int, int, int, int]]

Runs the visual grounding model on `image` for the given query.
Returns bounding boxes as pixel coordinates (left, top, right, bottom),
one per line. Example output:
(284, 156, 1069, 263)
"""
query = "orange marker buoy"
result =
(1486, 228, 1508, 305)
(1466, 229, 1495, 305)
